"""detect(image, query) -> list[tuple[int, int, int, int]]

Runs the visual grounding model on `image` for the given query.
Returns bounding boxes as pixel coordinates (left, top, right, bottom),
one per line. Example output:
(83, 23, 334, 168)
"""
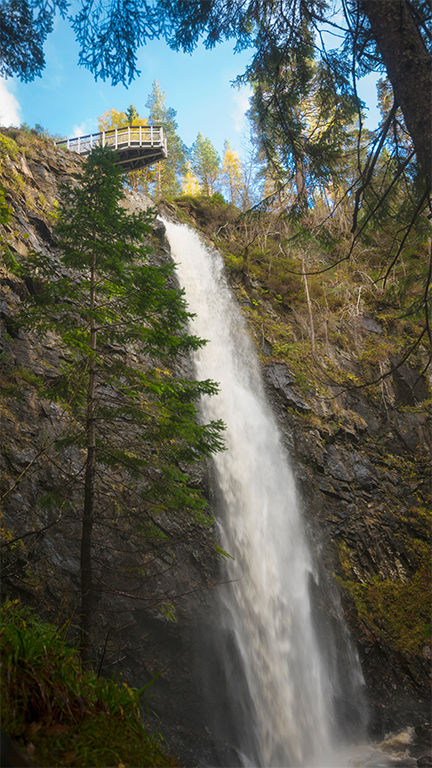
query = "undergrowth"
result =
(0, 600, 179, 767)
(175, 196, 430, 399)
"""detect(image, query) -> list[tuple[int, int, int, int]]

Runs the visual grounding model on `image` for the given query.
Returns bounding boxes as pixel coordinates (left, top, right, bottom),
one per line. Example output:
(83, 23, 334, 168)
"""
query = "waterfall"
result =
(162, 219, 363, 768)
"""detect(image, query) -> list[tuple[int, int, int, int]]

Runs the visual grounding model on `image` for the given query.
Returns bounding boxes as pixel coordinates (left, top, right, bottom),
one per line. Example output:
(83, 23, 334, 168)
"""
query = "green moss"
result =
(335, 540, 354, 579)
(336, 553, 431, 656)
(224, 250, 244, 273)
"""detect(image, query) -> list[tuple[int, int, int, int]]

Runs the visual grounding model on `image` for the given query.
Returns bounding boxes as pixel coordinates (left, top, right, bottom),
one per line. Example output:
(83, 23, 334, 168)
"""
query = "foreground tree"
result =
(247, 34, 358, 212)
(19, 147, 225, 662)
(4, 1, 430, 190)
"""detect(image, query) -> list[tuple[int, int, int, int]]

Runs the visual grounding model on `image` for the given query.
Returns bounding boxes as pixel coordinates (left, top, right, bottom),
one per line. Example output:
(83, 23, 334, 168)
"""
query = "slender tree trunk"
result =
(302, 254, 315, 353)
(294, 156, 308, 212)
(157, 162, 161, 197)
(360, 0, 432, 189)
(80, 246, 97, 664)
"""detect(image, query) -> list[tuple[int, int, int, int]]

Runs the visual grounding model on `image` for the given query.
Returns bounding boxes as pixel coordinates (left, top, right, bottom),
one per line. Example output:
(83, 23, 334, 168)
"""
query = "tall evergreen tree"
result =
(145, 80, 188, 198)
(190, 133, 220, 196)
(125, 103, 140, 125)
(19, 147, 225, 662)
(247, 38, 358, 214)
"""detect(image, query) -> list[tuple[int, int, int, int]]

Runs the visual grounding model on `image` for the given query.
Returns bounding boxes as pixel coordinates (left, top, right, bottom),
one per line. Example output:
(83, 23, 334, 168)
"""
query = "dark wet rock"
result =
(27, 213, 56, 244)
(325, 444, 352, 483)
(390, 359, 430, 406)
(350, 453, 378, 490)
(152, 216, 166, 238)
(264, 362, 310, 410)
(264, 361, 294, 389)
(417, 756, 432, 767)
(392, 411, 431, 453)
(415, 724, 432, 744)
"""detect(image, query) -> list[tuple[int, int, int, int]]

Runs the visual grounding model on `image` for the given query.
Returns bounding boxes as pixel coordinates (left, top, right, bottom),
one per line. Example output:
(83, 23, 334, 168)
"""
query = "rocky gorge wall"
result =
(1, 132, 431, 766)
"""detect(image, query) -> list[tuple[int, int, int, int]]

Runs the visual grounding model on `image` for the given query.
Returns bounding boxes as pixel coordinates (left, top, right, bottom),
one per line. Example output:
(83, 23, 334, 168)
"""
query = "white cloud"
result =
(73, 120, 96, 138)
(0, 79, 21, 127)
(231, 86, 252, 133)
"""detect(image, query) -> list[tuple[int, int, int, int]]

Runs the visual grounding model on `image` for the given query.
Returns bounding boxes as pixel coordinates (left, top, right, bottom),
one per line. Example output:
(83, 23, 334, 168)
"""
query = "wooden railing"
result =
(55, 125, 167, 157)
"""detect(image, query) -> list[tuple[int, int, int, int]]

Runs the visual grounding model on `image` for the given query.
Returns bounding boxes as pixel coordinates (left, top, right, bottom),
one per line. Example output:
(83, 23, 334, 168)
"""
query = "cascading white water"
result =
(162, 219, 342, 767)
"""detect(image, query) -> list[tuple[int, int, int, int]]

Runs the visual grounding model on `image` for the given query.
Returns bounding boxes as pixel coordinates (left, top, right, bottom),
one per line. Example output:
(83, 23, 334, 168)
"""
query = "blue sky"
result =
(0, 15, 254, 159)
(0, 13, 381, 161)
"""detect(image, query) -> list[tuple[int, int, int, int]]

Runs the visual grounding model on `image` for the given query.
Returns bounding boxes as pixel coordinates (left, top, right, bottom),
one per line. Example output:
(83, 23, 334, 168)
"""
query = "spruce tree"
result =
(190, 133, 221, 196)
(145, 80, 188, 198)
(20, 146, 225, 662)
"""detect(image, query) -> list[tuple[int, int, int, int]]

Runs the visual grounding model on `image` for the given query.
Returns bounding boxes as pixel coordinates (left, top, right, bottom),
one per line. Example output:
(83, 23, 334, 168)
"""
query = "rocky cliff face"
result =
(1, 133, 431, 766)
(263, 359, 430, 729)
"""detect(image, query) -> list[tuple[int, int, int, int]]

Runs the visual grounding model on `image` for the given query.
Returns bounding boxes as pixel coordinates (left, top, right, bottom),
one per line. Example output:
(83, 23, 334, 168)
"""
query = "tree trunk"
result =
(157, 162, 161, 197)
(302, 254, 315, 353)
(80, 246, 97, 665)
(294, 156, 308, 212)
(360, 0, 432, 189)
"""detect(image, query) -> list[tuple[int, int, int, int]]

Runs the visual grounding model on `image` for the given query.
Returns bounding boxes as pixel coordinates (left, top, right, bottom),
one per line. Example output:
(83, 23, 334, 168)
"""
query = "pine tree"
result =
(125, 103, 140, 125)
(247, 40, 358, 214)
(20, 147, 225, 663)
(190, 133, 220, 196)
(145, 80, 188, 198)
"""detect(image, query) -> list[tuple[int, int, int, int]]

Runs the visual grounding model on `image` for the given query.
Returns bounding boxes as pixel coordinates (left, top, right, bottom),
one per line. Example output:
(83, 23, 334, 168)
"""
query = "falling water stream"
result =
(162, 220, 411, 768)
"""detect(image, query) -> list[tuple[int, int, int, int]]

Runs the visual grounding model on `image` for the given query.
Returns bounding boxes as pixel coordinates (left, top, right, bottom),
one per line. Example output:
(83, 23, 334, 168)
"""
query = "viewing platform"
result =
(55, 126, 167, 172)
